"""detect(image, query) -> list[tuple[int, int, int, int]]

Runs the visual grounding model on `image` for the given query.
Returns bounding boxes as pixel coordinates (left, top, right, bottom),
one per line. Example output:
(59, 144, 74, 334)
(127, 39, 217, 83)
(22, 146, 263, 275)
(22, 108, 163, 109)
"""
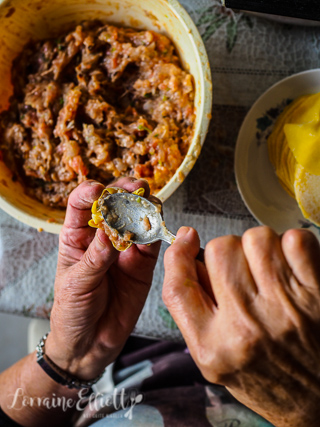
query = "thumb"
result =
(163, 227, 214, 340)
(75, 229, 119, 293)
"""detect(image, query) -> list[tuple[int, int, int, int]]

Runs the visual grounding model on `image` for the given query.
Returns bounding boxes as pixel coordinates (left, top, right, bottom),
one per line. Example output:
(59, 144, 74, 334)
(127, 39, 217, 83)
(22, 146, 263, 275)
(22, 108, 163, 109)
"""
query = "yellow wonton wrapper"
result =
(267, 96, 309, 198)
(294, 164, 320, 226)
(268, 91, 320, 226)
(88, 186, 145, 251)
(284, 92, 320, 176)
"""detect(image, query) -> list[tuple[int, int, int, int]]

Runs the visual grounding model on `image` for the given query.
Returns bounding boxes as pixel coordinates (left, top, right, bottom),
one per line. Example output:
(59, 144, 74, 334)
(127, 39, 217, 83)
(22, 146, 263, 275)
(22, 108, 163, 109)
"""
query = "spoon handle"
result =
(196, 248, 205, 263)
(160, 229, 176, 245)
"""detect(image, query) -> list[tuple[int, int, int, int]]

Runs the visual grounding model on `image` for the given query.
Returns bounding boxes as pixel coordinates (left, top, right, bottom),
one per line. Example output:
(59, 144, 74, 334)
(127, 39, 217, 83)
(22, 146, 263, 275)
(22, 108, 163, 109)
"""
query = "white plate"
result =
(235, 69, 320, 236)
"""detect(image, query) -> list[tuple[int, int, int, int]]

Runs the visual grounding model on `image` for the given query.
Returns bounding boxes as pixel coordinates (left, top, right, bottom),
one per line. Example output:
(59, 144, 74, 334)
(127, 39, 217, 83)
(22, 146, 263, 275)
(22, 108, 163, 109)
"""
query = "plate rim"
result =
(234, 68, 320, 232)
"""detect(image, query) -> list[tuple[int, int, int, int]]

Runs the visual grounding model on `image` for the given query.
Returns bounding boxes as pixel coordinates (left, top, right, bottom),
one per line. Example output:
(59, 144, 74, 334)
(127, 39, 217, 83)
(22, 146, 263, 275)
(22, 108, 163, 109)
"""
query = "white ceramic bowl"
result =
(235, 69, 320, 238)
(0, 0, 212, 233)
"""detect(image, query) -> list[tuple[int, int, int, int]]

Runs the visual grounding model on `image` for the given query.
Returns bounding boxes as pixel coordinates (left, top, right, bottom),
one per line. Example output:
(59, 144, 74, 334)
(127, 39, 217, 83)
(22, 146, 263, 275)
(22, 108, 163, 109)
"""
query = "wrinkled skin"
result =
(46, 178, 161, 381)
(163, 226, 320, 427)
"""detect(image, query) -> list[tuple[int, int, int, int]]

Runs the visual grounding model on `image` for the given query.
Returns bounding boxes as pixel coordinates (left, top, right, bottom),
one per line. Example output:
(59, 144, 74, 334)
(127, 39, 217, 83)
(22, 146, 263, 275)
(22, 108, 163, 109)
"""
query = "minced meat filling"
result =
(0, 20, 195, 208)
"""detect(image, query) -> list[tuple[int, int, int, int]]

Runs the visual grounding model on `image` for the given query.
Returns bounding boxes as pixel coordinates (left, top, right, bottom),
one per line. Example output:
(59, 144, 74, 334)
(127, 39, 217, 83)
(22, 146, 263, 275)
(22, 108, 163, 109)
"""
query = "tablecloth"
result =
(1, 0, 320, 340)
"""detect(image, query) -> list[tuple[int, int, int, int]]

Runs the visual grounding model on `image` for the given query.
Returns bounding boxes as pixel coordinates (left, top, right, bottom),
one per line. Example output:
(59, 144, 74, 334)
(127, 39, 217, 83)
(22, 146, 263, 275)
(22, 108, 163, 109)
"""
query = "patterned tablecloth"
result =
(1, 0, 320, 340)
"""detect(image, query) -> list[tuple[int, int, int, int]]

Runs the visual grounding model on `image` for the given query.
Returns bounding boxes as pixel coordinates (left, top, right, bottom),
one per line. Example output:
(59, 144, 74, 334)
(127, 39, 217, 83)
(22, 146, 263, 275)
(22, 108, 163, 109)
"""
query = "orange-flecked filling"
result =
(89, 186, 145, 251)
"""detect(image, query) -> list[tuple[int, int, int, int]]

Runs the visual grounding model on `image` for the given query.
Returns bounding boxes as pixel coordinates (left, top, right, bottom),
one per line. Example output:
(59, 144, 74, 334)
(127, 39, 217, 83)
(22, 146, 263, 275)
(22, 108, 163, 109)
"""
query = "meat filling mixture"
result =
(0, 20, 195, 208)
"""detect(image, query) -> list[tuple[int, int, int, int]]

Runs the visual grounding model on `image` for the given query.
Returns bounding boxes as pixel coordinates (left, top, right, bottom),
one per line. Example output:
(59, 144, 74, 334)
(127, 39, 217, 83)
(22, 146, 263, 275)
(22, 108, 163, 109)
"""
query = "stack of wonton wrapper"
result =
(268, 92, 320, 227)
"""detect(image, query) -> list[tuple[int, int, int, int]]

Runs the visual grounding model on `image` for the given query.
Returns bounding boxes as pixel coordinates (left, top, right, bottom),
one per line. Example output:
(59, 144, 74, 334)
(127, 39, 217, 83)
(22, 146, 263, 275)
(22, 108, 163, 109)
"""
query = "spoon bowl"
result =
(100, 192, 175, 245)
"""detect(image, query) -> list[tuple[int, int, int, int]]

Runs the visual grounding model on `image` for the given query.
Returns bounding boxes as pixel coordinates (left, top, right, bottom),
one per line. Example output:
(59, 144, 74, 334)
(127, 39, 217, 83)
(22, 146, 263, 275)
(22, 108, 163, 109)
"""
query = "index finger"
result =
(108, 177, 151, 198)
(64, 177, 152, 230)
(64, 180, 105, 229)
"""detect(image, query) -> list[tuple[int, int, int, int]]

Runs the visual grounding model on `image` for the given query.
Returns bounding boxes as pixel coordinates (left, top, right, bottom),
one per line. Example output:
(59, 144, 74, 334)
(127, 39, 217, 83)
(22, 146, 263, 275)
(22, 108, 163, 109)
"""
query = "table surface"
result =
(1, 0, 320, 341)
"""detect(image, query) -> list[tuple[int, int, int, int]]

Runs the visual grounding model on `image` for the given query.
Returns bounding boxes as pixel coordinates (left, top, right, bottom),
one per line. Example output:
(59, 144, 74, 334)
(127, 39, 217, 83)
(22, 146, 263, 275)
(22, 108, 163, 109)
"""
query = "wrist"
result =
(45, 332, 107, 382)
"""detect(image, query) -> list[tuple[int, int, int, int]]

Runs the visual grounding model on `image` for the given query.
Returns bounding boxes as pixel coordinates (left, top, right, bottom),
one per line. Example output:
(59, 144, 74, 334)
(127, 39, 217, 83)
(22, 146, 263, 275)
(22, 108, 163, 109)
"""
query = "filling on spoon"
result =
(89, 186, 145, 251)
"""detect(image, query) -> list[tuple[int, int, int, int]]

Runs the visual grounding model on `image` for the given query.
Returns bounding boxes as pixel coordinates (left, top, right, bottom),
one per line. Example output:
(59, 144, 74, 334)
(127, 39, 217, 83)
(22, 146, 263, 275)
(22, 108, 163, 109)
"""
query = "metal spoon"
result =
(100, 192, 204, 261)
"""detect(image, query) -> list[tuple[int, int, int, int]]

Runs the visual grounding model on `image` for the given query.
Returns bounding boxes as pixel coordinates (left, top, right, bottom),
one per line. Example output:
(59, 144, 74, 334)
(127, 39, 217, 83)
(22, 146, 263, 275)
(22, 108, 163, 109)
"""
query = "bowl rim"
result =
(0, 0, 212, 234)
(155, 0, 212, 203)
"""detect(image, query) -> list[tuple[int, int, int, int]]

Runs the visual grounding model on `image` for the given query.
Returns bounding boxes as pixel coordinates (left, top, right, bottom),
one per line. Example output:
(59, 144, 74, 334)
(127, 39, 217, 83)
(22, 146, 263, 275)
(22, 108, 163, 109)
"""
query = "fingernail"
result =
(87, 180, 103, 187)
(177, 226, 191, 239)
